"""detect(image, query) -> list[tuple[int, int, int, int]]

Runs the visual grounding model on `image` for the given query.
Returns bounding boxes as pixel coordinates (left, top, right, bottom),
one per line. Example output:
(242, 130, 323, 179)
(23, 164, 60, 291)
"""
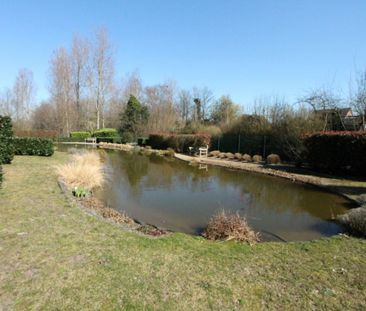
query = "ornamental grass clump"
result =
(266, 153, 281, 164)
(56, 151, 104, 190)
(203, 210, 259, 244)
(242, 154, 252, 162)
(234, 153, 242, 160)
(209, 150, 220, 157)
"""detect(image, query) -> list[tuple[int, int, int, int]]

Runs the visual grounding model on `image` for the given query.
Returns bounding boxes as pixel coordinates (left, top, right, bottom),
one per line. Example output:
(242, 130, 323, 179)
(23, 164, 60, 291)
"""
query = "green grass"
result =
(0, 152, 365, 310)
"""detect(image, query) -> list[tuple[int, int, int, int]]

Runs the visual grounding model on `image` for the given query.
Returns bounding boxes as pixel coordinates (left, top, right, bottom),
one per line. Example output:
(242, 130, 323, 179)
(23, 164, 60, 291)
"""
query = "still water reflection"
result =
(89, 149, 352, 241)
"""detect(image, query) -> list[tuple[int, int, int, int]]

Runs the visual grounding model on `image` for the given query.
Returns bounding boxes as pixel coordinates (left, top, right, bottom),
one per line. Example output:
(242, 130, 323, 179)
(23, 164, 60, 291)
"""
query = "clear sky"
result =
(1, 0, 366, 110)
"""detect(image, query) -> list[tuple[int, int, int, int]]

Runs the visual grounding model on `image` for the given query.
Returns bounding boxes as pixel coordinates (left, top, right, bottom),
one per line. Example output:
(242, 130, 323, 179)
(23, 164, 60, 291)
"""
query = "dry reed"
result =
(56, 151, 105, 190)
(203, 210, 259, 244)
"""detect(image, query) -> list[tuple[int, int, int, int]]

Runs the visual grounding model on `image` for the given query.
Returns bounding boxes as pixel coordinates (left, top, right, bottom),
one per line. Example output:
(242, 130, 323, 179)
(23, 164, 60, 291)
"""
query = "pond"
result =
(58, 144, 353, 241)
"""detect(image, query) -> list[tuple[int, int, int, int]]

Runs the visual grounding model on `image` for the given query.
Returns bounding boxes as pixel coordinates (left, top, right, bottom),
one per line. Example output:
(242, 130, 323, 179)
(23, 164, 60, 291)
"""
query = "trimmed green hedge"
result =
(0, 115, 14, 164)
(304, 131, 366, 176)
(70, 131, 91, 139)
(147, 134, 211, 153)
(92, 128, 118, 138)
(13, 137, 54, 156)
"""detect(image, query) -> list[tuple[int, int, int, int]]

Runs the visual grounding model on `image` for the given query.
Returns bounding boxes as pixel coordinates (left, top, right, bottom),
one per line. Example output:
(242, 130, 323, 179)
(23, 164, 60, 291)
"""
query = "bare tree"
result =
(177, 89, 192, 124)
(192, 86, 214, 121)
(89, 28, 115, 129)
(144, 82, 179, 133)
(211, 95, 239, 128)
(350, 69, 366, 130)
(12, 68, 35, 128)
(297, 88, 343, 131)
(71, 35, 90, 128)
(49, 47, 74, 135)
(0, 88, 13, 116)
(32, 101, 57, 130)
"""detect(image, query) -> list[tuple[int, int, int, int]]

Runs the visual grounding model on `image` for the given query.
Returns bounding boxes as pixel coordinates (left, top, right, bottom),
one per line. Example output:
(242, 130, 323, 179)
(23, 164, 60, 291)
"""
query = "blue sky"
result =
(1, 0, 366, 110)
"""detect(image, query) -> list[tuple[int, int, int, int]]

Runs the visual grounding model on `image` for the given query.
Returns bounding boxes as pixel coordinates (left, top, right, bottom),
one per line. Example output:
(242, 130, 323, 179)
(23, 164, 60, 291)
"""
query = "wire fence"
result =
(210, 134, 281, 158)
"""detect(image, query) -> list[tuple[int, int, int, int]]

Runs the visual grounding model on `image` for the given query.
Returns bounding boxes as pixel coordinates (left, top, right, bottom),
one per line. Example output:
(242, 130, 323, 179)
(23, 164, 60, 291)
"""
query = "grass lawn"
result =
(0, 152, 365, 310)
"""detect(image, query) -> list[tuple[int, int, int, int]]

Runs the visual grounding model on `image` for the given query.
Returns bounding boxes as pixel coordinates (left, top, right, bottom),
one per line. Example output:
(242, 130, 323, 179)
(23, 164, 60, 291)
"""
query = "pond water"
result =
(58, 144, 353, 241)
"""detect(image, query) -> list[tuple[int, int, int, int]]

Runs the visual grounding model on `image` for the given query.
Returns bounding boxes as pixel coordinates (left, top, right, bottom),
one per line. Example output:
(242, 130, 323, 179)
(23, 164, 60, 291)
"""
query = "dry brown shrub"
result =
(219, 152, 226, 159)
(209, 150, 220, 157)
(242, 154, 252, 162)
(234, 153, 242, 160)
(55, 151, 104, 190)
(203, 210, 259, 244)
(225, 152, 235, 159)
(252, 155, 263, 163)
(267, 154, 281, 164)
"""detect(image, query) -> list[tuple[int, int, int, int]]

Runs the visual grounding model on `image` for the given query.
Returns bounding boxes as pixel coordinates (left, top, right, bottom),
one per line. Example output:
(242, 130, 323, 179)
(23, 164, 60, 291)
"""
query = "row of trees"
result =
(1, 27, 366, 139)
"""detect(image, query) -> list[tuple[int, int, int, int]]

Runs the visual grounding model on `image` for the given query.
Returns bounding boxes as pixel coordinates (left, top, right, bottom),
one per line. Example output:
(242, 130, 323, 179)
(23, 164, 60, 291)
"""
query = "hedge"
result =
(0, 115, 14, 164)
(70, 131, 91, 139)
(147, 134, 211, 153)
(96, 137, 123, 144)
(92, 128, 118, 138)
(13, 137, 54, 156)
(303, 131, 366, 176)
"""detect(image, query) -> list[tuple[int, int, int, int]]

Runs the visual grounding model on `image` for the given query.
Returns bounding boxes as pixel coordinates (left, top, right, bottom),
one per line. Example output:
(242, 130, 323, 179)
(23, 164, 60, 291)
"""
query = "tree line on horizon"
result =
(1, 27, 366, 143)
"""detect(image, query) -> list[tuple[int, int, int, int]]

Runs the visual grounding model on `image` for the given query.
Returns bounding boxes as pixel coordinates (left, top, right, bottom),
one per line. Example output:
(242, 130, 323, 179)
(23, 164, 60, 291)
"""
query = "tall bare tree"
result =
(71, 35, 90, 128)
(177, 89, 192, 124)
(350, 69, 366, 130)
(12, 68, 35, 128)
(192, 86, 214, 121)
(0, 88, 13, 116)
(49, 47, 74, 135)
(89, 28, 115, 129)
(144, 82, 179, 133)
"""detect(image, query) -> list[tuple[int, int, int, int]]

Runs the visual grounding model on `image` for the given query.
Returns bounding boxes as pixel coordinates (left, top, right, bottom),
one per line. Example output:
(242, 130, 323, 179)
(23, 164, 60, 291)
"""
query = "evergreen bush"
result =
(13, 137, 54, 156)
(0, 115, 14, 164)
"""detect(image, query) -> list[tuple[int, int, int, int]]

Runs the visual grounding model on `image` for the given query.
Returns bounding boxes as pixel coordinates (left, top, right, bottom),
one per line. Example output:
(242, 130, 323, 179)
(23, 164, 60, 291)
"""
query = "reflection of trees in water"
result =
(210, 167, 347, 219)
(105, 150, 347, 220)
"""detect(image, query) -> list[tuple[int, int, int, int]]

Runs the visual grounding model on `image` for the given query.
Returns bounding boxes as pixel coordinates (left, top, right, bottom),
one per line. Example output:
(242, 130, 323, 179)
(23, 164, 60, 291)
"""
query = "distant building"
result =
(315, 107, 363, 131)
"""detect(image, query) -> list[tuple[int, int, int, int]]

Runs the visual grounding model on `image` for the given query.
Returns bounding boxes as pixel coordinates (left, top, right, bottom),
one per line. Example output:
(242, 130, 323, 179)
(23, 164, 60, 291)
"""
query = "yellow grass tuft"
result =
(55, 151, 105, 190)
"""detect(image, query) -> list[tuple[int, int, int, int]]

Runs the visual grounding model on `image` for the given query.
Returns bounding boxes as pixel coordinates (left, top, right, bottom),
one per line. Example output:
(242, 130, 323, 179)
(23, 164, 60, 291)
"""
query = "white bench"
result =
(85, 137, 97, 144)
(198, 145, 209, 157)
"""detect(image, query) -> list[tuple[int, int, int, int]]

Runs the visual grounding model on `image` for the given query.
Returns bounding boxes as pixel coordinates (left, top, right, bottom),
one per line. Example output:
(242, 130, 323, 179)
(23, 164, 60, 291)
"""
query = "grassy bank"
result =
(0, 152, 365, 310)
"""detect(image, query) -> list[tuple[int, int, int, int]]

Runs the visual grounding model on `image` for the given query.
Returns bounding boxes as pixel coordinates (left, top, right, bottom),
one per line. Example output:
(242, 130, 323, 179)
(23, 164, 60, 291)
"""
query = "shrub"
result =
(166, 148, 175, 157)
(0, 115, 14, 164)
(120, 131, 134, 143)
(55, 151, 104, 190)
(234, 153, 242, 160)
(267, 154, 281, 164)
(225, 152, 235, 159)
(242, 154, 252, 162)
(252, 155, 263, 163)
(304, 131, 366, 176)
(70, 131, 91, 139)
(92, 128, 118, 138)
(13, 137, 54, 156)
(96, 137, 122, 144)
(337, 207, 366, 237)
(203, 210, 259, 243)
(209, 150, 220, 157)
(147, 134, 210, 153)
